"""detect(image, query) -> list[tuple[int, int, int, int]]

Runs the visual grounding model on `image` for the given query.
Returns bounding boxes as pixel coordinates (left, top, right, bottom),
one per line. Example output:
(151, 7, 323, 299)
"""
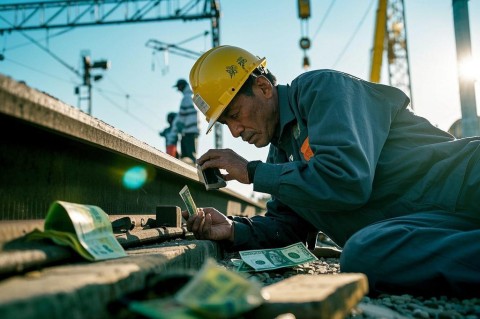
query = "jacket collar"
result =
(271, 84, 296, 147)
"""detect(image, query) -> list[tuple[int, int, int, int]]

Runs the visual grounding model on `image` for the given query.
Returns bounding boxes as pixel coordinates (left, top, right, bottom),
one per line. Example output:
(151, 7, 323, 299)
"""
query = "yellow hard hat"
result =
(189, 45, 267, 134)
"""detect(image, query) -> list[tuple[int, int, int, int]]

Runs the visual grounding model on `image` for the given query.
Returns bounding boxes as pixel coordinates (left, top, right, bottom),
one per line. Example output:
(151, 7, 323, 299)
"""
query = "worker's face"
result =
(218, 76, 278, 148)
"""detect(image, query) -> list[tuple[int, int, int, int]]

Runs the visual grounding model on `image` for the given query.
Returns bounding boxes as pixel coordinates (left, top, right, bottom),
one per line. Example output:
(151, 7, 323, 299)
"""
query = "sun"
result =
(458, 57, 479, 81)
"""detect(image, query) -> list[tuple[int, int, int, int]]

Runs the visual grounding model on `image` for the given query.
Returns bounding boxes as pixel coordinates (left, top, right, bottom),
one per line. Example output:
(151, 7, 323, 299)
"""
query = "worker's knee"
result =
(339, 221, 404, 294)
(340, 225, 384, 275)
(339, 213, 480, 297)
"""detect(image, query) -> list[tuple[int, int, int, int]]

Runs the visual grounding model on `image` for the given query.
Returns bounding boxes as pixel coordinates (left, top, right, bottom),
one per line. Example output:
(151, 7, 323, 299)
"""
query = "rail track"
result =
(0, 72, 264, 233)
(0, 73, 266, 318)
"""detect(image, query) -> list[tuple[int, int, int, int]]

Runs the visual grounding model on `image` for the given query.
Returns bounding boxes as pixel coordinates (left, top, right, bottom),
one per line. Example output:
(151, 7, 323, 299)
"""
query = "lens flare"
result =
(123, 166, 147, 189)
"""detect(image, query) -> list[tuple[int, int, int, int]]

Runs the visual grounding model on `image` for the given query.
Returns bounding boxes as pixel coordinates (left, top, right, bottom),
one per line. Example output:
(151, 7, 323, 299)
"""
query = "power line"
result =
(3, 56, 78, 85)
(175, 30, 209, 46)
(0, 16, 81, 77)
(312, 0, 336, 41)
(332, 0, 376, 69)
(4, 55, 162, 127)
(102, 74, 163, 122)
(94, 87, 159, 133)
(2, 27, 75, 52)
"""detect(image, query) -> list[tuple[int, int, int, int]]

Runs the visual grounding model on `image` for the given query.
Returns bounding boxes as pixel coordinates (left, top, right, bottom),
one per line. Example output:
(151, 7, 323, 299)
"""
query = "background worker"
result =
(159, 112, 179, 158)
(184, 45, 480, 298)
(172, 78, 200, 164)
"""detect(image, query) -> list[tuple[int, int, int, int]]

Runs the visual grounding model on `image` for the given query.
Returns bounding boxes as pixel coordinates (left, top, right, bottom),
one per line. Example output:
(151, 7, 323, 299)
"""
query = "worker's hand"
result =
(197, 149, 250, 184)
(181, 207, 234, 242)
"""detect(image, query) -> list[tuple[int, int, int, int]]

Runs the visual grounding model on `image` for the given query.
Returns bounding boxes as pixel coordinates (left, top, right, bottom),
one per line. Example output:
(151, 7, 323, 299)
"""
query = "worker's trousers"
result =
(180, 133, 198, 163)
(340, 210, 480, 297)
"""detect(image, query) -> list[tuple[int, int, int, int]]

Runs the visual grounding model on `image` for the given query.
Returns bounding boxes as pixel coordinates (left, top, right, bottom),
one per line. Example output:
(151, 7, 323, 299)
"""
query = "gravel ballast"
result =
(219, 252, 480, 319)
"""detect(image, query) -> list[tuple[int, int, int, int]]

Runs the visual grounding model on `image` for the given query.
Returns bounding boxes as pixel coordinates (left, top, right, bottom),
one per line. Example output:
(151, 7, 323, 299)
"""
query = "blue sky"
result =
(1, 0, 479, 199)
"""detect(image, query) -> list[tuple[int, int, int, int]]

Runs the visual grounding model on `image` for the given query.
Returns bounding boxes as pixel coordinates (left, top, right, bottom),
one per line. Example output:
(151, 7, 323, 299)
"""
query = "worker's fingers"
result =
(185, 214, 197, 232)
(181, 210, 190, 220)
(197, 150, 220, 165)
(199, 156, 224, 169)
(222, 173, 234, 181)
(201, 213, 212, 239)
(198, 149, 236, 166)
(185, 208, 201, 232)
(190, 208, 205, 236)
(198, 149, 249, 184)
(197, 211, 207, 239)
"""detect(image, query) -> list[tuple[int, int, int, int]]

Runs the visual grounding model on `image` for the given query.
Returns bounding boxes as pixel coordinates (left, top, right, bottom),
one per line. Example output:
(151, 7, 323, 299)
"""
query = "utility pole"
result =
(452, 0, 478, 137)
(0, 0, 223, 145)
(75, 52, 110, 115)
(210, 0, 222, 149)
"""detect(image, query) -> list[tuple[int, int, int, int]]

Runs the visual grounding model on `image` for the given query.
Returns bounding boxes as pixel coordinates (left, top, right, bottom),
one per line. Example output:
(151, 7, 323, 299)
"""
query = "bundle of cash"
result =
(238, 242, 318, 272)
(179, 185, 198, 217)
(28, 201, 127, 261)
(28, 228, 93, 260)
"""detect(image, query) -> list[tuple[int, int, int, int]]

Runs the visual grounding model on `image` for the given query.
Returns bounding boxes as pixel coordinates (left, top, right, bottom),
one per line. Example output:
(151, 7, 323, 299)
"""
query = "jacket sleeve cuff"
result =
(232, 221, 252, 248)
(220, 218, 254, 251)
(247, 160, 262, 183)
(252, 162, 282, 195)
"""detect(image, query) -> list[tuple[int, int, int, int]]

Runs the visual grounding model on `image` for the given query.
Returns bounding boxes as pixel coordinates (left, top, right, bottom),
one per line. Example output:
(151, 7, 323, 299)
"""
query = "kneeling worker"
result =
(183, 45, 480, 298)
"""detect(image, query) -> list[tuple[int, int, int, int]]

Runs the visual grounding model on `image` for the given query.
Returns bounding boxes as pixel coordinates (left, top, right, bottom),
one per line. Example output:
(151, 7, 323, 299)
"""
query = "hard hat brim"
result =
(206, 119, 216, 134)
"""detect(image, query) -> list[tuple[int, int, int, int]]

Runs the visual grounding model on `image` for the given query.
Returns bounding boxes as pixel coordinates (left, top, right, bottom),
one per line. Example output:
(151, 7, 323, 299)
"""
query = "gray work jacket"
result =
(230, 69, 480, 250)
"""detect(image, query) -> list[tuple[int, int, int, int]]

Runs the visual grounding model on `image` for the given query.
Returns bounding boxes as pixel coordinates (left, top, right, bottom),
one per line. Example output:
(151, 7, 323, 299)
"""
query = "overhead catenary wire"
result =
(102, 74, 163, 121)
(0, 16, 82, 77)
(94, 87, 160, 133)
(0, 13, 163, 132)
(4, 54, 162, 131)
(1, 27, 75, 52)
(175, 30, 209, 46)
(2, 56, 78, 85)
(312, 0, 336, 42)
(331, 0, 376, 69)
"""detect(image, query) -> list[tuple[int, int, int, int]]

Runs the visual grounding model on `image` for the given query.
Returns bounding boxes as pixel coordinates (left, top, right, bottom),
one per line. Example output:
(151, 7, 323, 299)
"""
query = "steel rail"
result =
(0, 73, 265, 277)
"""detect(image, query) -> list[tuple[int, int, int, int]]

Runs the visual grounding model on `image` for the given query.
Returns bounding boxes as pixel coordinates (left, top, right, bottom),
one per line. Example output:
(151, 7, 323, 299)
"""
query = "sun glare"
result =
(458, 57, 479, 81)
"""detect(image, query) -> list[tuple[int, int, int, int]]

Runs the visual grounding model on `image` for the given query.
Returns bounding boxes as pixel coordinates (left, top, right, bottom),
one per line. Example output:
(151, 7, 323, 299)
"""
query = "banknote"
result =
(239, 242, 318, 271)
(236, 260, 256, 273)
(28, 228, 93, 260)
(228, 258, 255, 273)
(29, 200, 127, 261)
(128, 297, 199, 319)
(179, 185, 198, 217)
(175, 258, 265, 318)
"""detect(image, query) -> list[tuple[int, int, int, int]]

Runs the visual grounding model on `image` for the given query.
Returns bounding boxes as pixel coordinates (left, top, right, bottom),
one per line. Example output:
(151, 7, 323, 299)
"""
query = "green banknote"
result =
(28, 228, 93, 260)
(236, 260, 256, 273)
(128, 297, 199, 319)
(175, 258, 265, 318)
(28, 200, 127, 261)
(179, 185, 198, 217)
(239, 242, 318, 271)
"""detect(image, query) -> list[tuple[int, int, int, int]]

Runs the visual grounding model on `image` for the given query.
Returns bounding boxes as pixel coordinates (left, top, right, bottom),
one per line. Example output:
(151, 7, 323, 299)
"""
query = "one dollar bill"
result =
(239, 242, 318, 271)
(179, 185, 198, 216)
